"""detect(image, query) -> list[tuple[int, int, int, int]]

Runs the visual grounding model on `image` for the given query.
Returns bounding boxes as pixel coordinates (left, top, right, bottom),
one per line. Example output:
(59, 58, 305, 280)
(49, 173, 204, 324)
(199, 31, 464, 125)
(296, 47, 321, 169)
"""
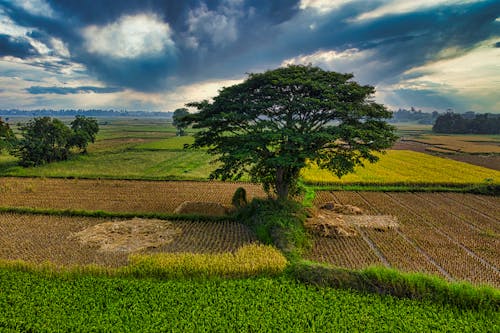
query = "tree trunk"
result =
(275, 167, 290, 201)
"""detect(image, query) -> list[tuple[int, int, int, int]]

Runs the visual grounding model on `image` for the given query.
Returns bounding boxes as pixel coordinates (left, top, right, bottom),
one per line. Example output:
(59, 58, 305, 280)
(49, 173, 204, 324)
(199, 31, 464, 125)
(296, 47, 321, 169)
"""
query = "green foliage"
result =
(172, 108, 189, 136)
(0, 269, 497, 331)
(0, 117, 15, 152)
(231, 187, 247, 208)
(184, 65, 397, 200)
(291, 262, 500, 311)
(69, 115, 99, 153)
(14, 117, 72, 166)
(237, 198, 310, 261)
(13, 116, 99, 166)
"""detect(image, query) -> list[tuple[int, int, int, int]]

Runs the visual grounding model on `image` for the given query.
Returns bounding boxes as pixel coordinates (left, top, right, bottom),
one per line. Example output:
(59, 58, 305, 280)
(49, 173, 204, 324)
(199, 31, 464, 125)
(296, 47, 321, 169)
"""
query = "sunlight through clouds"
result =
(83, 14, 176, 59)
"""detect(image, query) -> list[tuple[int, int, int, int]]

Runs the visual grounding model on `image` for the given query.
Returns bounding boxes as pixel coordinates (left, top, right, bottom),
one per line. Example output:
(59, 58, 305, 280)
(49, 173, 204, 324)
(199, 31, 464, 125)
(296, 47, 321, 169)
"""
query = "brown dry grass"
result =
(0, 213, 258, 267)
(0, 178, 266, 214)
(173, 201, 229, 216)
(408, 135, 500, 154)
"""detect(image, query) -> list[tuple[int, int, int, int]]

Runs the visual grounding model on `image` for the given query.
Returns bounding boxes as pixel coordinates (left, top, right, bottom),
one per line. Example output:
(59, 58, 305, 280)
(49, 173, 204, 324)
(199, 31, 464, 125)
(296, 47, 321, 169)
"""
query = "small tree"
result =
(183, 65, 397, 201)
(15, 117, 72, 166)
(0, 117, 15, 152)
(70, 115, 99, 153)
(172, 108, 189, 136)
(14, 116, 99, 166)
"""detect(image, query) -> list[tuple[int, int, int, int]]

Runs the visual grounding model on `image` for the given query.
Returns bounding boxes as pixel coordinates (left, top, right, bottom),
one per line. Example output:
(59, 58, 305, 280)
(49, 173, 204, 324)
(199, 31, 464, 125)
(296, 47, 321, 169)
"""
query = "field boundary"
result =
(0, 206, 231, 222)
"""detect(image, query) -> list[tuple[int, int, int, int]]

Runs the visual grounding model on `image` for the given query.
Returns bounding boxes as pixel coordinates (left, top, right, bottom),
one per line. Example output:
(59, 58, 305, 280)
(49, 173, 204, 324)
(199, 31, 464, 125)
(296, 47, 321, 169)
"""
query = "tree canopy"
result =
(14, 116, 99, 166)
(172, 108, 190, 136)
(0, 117, 15, 152)
(183, 65, 397, 200)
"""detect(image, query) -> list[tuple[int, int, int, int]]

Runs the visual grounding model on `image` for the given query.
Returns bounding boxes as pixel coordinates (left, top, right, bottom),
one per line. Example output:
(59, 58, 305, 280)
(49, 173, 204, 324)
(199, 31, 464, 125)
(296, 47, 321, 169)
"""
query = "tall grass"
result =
(0, 244, 287, 279)
(291, 261, 499, 311)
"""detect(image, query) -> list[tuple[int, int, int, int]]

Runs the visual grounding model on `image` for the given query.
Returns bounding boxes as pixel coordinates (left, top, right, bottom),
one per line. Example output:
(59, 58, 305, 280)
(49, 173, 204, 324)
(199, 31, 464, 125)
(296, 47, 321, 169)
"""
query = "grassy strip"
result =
(1, 270, 496, 332)
(304, 183, 499, 195)
(291, 261, 499, 311)
(0, 244, 287, 280)
(0, 206, 230, 222)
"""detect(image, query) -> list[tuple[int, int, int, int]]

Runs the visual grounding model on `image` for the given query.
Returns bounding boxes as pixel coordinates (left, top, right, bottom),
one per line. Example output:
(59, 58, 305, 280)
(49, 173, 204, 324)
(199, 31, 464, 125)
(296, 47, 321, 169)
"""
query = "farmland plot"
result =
(0, 213, 257, 267)
(0, 178, 266, 214)
(308, 192, 500, 287)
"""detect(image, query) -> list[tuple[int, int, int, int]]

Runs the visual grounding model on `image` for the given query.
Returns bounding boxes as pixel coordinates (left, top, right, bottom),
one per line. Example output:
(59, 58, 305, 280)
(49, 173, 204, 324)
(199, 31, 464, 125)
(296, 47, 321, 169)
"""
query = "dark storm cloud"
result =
(26, 85, 124, 95)
(0, 34, 38, 58)
(1, 0, 498, 103)
(387, 89, 462, 111)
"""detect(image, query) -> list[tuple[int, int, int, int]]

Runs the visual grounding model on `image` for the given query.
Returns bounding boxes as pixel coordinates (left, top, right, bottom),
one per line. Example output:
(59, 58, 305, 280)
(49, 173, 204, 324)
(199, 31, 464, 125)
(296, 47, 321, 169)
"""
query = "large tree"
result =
(183, 65, 397, 200)
(69, 115, 99, 153)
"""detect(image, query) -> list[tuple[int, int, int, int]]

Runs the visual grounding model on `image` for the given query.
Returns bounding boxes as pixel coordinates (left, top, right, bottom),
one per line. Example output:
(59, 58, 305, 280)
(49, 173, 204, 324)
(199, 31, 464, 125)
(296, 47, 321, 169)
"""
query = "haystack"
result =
(305, 211, 358, 237)
(306, 203, 398, 237)
(174, 201, 229, 216)
(70, 218, 182, 252)
(320, 202, 364, 215)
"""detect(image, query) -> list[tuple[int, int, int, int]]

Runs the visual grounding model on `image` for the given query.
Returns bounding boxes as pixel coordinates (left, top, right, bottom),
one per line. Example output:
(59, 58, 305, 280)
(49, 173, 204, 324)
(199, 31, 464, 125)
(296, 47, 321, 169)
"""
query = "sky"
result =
(0, 0, 498, 113)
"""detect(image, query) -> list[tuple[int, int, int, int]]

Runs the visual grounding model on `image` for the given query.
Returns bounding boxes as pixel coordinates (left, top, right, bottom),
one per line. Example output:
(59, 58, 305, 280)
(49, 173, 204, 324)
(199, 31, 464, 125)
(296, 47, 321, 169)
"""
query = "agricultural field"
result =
(0, 177, 266, 214)
(0, 213, 258, 267)
(302, 150, 499, 185)
(309, 191, 500, 287)
(393, 123, 500, 170)
(1, 271, 496, 332)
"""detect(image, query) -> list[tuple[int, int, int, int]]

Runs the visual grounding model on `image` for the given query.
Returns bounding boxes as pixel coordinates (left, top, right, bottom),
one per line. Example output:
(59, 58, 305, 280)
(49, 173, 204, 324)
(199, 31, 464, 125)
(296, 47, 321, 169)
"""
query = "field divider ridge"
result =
(0, 206, 232, 222)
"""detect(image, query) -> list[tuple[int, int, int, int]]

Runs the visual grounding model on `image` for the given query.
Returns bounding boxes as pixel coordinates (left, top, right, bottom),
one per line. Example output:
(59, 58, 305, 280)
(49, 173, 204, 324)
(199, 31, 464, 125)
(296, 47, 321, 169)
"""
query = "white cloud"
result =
(355, 0, 486, 21)
(187, 2, 243, 48)
(299, 0, 356, 14)
(401, 41, 499, 94)
(14, 0, 56, 18)
(50, 38, 70, 58)
(83, 14, 175, 59)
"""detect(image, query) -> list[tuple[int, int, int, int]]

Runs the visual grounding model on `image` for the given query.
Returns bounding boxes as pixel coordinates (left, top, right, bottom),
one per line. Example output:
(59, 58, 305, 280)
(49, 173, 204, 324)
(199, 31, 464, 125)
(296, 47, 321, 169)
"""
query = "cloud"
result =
(26, 85, 124, 94)
(0, 33, 38, 58)
(83, 14, 175, 59)
(12, 0, 56, 18)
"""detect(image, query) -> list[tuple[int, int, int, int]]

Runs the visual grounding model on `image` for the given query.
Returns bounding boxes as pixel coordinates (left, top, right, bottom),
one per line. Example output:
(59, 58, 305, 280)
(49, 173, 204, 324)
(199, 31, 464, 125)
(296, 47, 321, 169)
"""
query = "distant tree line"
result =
(0, 109, 172, 118)
(389, 107, 439, 124)
(1, 116, 99, 166)
(433, 113, 500, 134)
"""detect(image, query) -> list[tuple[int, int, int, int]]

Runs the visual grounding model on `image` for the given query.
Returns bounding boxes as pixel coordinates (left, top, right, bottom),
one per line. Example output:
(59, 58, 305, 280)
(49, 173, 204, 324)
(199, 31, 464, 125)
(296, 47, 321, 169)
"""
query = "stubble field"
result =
(309, 191, 500, 287)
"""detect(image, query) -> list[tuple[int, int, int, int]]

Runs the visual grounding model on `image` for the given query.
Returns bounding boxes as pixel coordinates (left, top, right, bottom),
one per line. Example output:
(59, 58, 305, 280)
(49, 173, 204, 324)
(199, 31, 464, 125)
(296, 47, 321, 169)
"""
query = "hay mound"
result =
(174, 201, 229, 216)
(320, 202, 364, 215)
(306, 203, 398, 237)
(305, 211, 358, 237)
(70, 218, 182, 252)
(343, 215, 399, 231)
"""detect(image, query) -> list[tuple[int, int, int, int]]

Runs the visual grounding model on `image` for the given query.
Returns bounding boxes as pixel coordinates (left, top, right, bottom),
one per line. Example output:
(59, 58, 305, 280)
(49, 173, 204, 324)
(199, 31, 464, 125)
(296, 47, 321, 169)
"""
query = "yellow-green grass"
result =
(0, 150, 216, 180)
(129, 243, 288, 278)
(0, 244, 287, 279)
(301, 150, 499, 185)
(134, 135, 196, 150)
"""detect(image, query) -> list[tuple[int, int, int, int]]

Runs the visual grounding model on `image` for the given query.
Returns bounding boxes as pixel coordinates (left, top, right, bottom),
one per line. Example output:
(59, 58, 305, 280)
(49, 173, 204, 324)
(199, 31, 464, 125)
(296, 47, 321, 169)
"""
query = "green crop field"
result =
(301, 150, 499, 185)
(0, 270, 497, 332)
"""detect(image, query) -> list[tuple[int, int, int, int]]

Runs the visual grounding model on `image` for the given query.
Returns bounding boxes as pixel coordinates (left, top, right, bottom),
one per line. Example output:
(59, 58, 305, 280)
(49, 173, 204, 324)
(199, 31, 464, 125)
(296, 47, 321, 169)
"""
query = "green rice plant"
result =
(128, 243, 288, 278)
(0, 269, 497, 331)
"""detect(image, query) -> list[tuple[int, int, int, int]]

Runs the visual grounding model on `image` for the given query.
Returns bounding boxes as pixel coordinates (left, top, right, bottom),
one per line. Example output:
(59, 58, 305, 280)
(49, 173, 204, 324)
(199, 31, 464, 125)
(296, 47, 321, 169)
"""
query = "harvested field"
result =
(307, 191, 500, 287)
(0, 213, 257, 267)
(0, 178, 266, 214)
(394, 140, 500, 171)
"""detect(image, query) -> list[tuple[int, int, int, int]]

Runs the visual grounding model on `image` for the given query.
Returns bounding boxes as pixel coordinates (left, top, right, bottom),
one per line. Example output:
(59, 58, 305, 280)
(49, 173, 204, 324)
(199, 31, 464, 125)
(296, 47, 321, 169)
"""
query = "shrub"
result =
(231, 187, 247, 208)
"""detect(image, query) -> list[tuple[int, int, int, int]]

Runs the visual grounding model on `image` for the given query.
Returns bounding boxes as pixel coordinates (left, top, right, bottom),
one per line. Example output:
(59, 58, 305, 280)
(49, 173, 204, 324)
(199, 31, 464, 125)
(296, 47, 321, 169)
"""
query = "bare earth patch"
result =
(71, 218, 182, 253)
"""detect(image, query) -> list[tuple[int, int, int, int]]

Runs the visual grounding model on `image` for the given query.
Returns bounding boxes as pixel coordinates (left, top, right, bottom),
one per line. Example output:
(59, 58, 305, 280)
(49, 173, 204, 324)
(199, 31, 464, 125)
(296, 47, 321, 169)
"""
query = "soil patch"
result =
(71, 218, 182, 253)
